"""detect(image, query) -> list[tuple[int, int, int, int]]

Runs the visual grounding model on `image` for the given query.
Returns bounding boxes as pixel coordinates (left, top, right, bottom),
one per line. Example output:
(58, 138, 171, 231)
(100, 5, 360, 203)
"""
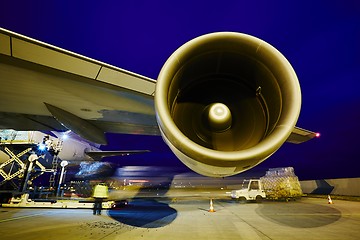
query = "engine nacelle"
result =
(155, 32, 301, 177)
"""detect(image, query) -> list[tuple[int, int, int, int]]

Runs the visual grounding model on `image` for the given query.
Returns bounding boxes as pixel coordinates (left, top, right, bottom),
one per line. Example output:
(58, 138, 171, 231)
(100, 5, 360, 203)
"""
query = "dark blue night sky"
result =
(1, 1, 359, 180)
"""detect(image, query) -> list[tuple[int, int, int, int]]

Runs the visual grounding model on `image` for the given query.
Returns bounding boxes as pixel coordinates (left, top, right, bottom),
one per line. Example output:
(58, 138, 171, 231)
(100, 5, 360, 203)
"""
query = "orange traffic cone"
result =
(208, 199, 216, 212)
(328, 195, 333, 204)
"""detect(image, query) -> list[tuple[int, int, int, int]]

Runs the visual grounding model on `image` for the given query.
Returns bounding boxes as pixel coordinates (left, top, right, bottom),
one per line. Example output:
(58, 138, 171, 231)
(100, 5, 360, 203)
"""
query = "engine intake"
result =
(155, 32, 301, 177)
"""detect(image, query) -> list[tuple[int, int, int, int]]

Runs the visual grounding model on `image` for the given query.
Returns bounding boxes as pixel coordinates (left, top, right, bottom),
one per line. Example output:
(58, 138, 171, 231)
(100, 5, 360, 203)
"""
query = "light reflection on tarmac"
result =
(0, 195, 360, 240)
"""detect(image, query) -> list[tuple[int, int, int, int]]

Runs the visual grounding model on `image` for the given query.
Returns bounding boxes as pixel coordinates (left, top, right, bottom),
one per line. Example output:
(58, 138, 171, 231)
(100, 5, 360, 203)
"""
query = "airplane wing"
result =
(85, 150, 151, 161)
(286, 127, 318, 144)
(0, 28, 160, 144)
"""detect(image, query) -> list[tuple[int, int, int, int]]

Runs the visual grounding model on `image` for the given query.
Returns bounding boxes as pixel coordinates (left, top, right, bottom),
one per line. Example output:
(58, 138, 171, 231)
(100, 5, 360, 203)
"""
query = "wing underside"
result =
(0, 28, 160, 143)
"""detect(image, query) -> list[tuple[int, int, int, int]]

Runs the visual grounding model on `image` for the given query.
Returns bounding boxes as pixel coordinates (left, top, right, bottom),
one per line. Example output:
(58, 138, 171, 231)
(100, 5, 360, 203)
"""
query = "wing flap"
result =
(12, 37, 101, 79)
(1, 28, 156, 94)
(97, 67, 155, 95)
(0, 32, 11, 55)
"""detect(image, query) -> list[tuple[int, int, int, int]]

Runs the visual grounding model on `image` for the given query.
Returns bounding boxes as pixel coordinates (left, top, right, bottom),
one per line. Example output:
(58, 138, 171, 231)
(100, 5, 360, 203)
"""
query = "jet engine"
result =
(155, 32, 302, 177)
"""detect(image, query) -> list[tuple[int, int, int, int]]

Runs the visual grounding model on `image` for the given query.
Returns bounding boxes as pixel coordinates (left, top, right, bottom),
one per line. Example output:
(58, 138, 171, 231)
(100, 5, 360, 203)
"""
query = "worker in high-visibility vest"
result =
(92, 183, 109, 215)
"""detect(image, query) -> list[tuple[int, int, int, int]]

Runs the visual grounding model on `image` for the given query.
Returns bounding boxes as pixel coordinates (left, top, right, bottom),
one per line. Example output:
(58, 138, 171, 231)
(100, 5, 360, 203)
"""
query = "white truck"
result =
(231, 179, 266, 203)
(231, 167, 303, 202)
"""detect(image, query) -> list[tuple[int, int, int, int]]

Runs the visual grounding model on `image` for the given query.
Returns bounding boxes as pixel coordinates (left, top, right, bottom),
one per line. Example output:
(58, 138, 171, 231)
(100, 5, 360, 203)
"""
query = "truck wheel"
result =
(238, 197, 247, 204)
(255, 195, 263, 203)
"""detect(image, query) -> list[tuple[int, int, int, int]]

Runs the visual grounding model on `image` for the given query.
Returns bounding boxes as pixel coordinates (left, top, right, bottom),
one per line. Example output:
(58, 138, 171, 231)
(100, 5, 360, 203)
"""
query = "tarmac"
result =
(0, 197, 359, 240)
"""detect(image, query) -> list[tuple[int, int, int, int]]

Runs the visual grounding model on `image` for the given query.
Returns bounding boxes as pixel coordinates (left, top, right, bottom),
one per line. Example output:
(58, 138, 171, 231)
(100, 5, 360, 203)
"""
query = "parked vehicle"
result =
(231, 179, 266, 203)
(231, 167, 303, 202)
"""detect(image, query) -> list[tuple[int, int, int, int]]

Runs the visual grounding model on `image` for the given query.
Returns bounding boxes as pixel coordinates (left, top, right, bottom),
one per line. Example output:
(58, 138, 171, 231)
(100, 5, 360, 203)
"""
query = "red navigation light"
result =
(315, 132, 321, 138)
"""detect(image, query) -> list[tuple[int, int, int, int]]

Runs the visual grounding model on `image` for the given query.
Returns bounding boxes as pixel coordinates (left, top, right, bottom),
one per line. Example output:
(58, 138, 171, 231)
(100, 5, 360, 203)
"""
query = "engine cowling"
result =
(155, 32, 301, 177)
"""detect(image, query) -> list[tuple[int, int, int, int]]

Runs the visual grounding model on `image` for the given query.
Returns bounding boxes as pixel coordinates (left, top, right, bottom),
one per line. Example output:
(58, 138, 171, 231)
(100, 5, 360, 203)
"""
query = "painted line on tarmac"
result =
(0, 213, 43, 223)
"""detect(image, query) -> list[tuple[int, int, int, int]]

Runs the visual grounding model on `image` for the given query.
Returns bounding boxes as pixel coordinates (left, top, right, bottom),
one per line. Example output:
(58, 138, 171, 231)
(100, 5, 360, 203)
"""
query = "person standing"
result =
(92, 183, 108, 215)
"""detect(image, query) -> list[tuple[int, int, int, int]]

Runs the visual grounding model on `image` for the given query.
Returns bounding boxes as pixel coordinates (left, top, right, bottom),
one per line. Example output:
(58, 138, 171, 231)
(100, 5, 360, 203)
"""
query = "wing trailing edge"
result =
(85, 150, 150, 161)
